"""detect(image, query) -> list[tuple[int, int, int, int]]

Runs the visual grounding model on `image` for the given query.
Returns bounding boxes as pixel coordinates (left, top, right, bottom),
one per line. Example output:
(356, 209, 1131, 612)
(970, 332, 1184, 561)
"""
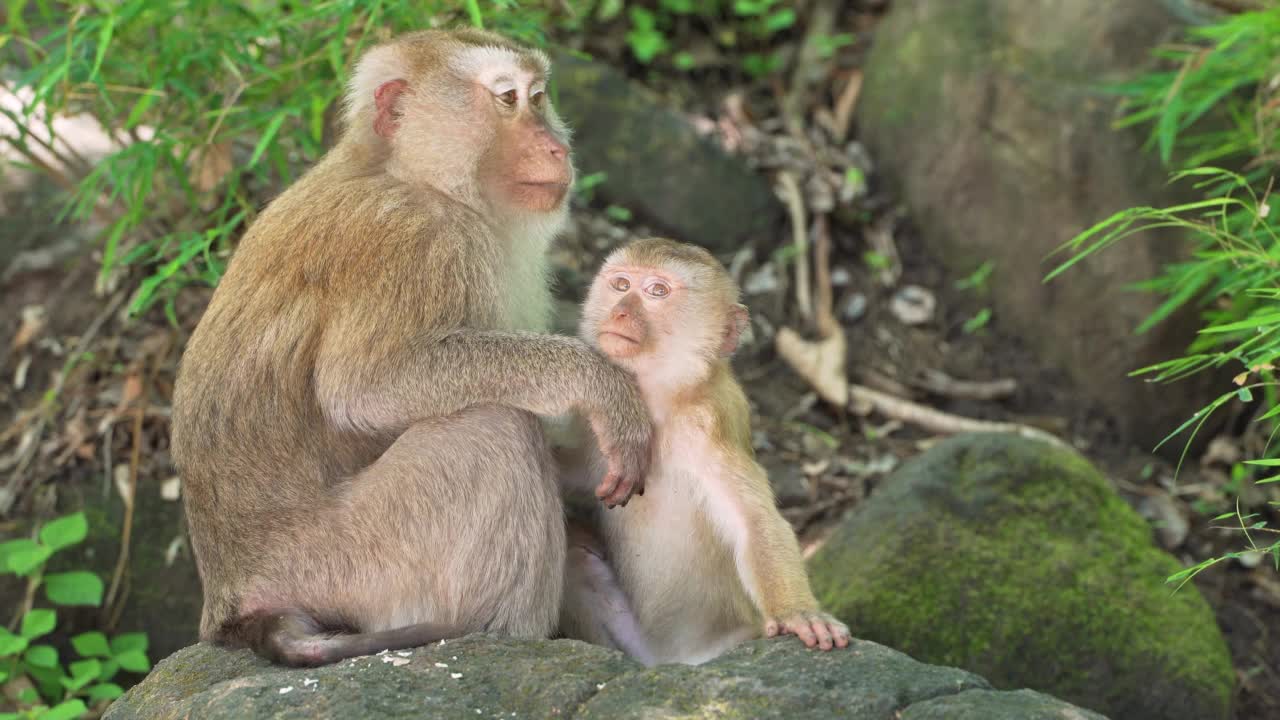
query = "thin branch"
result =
(778, 171, 812, 324)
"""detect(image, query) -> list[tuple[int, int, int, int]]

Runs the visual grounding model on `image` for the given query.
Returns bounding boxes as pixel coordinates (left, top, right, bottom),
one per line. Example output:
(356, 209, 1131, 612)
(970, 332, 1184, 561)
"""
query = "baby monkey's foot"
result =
(765, 611, 851, 651)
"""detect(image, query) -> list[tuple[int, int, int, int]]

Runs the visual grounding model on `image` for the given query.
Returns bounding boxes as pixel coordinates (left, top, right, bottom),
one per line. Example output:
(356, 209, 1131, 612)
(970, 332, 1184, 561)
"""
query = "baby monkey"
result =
(559, 238, 851, 665)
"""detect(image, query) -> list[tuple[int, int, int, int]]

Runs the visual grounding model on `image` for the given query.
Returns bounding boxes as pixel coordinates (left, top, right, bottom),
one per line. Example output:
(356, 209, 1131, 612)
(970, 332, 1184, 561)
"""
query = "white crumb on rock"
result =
(381, 655, 411, 667)
(434, 662, 449, 668)
(278, 687, 294, 694)
(451, 673, 463, 679)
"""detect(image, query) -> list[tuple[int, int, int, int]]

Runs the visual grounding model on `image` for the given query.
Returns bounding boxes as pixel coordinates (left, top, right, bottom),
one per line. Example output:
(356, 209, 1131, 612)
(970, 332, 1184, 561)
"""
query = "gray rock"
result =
(855, 0, 1225, 450)
(553, 52, 783, 252)
(808, 433, 1234, 720)
(902, 688, 1108, 720)
(104, 633, 1107, 719)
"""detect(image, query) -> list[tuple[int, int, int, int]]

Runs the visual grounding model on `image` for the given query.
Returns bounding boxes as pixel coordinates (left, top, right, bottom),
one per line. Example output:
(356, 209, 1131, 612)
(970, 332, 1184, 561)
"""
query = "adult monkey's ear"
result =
(720, 304, 750, 356)
(373, 79, 409, 139)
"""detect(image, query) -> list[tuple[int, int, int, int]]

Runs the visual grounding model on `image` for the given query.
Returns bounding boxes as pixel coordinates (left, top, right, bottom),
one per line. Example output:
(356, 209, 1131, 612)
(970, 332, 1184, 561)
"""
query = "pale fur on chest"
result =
(598, 417, 759, 664)
(493, 222, 557, 332)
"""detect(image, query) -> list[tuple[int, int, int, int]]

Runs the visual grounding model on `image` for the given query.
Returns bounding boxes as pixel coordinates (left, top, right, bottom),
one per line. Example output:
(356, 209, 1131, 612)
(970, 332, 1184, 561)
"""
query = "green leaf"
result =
(762, 8, 796, 33)
(626, 27, 667, 63)
(72, 631, 111, 658)
(43, 571, 104, 607)
(124, 86, 160, 130)
(97, 658, 120, 683)
(86, 683, 124, 702)
(309, 95, 327, 144)
(463, 0, 483, 28)
(1, 538, 51, 575)
(62, 658, 102, 692)
(249, 111, 289, 169)
(20, 608, 56, 639)
(39, 512, 87, 551)
(1238, 386, 1254, 402)
(24, 643, 58, 668)
(69, 658, 101, 681)
(40, 699, 88, 720)
(1201, 311, 1280, 333)
(110, 632, 148, 656)
(115, 649, 150, 673)
(1244, 458, 1280, 466)
(90, 15, 115, 80)
(0, 627, 29, 656)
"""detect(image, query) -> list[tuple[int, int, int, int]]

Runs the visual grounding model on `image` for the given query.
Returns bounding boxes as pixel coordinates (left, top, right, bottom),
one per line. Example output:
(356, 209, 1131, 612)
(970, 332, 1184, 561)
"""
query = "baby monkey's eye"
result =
(610, 276, 631, 292)
(647, 282, 670, 298)
(498, 89, 517, 106)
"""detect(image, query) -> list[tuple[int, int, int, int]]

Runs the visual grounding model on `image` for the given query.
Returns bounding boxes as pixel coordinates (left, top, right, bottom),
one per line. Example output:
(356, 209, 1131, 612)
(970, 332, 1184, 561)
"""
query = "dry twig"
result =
(914, 369, 1018, 401)
(777, 171, 812, 324)
(830, 69, 863, 144)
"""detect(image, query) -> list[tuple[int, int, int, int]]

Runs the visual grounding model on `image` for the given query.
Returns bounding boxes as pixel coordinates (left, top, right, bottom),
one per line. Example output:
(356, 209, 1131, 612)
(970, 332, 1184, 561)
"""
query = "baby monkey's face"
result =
(580, 238, 749, 390)
(587, 264, 682, 361)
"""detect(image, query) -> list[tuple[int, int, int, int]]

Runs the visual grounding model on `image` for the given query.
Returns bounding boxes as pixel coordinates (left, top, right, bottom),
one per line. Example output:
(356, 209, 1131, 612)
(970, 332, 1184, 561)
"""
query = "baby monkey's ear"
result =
(721, 304, 750, 357)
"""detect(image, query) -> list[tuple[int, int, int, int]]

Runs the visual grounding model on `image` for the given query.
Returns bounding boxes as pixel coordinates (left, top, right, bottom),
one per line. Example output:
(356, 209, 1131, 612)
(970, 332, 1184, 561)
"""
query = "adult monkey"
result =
(171, 28, 653, 667)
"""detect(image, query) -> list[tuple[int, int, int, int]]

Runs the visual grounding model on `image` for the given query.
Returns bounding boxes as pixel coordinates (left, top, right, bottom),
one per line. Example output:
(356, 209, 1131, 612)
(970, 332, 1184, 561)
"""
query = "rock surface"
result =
(809, 433, 1234, 720)
(854, 0, 1224, 450)
(103, 634, 1108, 720)
(553, 52, 784, 252)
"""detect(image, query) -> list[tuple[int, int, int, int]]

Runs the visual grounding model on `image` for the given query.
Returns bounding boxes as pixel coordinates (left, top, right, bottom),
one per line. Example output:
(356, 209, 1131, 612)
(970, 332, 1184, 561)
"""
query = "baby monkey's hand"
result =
(765, 611, 851, 651)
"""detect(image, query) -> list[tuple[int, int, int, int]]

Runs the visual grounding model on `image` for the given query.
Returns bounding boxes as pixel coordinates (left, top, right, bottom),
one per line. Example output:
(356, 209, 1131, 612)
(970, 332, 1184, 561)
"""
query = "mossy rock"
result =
(855, 0, 1226, 451)
(809, 433, 1234, 720)
(104, 634, 1107, 719)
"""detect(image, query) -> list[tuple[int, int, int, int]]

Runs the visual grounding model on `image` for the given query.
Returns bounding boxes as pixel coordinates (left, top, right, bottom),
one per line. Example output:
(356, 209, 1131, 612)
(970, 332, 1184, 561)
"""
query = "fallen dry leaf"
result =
(10, 305, 46, 352)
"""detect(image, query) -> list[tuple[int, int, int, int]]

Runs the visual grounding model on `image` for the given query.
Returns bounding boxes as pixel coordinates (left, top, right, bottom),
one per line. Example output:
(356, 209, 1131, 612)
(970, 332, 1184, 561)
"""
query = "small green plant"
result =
(954, 260, 995, 294)
(962, 308, 991, 335)
(574, 170, 609, 202)
(0, 512, 151, 719)
(863, 250, 891, 272)
(604, 204, 634, 222)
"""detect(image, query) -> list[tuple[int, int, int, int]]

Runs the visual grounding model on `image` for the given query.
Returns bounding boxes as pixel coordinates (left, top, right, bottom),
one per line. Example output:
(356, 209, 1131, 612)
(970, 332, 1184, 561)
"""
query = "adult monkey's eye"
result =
(531, 89, 545, 107)
(498, 89, 517, 106)
(610, 276, 630, 292)
(647, 282, 670, 298)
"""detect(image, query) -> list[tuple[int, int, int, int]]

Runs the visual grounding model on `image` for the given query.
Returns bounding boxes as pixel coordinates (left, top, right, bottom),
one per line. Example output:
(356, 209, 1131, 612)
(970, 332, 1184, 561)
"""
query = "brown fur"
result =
(172, 29, 651, 667)
(559, 238, 850, 665)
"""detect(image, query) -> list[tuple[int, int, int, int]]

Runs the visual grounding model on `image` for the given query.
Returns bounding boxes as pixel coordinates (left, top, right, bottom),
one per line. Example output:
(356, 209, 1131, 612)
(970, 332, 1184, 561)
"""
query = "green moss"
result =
(810, 433, 1234, 720)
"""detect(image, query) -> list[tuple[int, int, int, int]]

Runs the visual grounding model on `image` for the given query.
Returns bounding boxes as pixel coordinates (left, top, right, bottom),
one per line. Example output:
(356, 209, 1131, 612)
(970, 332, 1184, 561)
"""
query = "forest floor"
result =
(2, 6, 1279, 720)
